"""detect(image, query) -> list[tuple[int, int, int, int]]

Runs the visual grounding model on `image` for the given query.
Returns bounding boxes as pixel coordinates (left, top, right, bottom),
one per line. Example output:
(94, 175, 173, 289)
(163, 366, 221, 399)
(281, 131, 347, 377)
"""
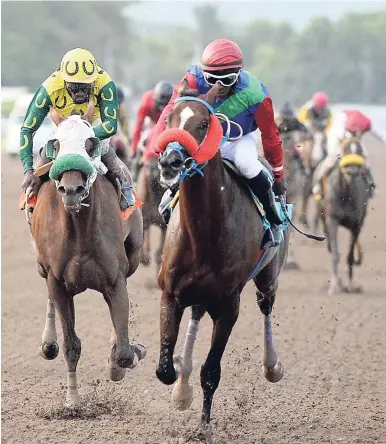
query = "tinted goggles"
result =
(203, 71, 240, 87)
(66, 82, 93, 94)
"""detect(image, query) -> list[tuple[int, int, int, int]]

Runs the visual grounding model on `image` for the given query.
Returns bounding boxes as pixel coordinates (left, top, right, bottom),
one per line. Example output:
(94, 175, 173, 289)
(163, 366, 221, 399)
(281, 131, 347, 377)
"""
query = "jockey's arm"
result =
(152, 75, 196, 155)
(254, 97, 284, 181)
(20, 86, 51, 173)
(93, 81, 118, 140)
(131, 97, 149, 154)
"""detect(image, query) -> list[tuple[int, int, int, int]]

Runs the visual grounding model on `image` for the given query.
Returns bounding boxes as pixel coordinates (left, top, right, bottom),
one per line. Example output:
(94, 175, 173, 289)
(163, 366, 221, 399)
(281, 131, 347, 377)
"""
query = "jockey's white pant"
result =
(220, 132, 263, 179)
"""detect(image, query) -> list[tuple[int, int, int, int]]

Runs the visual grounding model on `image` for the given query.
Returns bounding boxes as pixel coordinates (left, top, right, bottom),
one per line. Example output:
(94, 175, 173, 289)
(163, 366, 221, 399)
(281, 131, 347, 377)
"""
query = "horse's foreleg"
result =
(47, 274, 81, 407)
(140, 227, 151, 266)
(256, 285, 285, 383)
(39, 298, 59, 360)
(155, 229, 166, 272)
(326, 217, 342, 294)
(156, 291, 183, 386)
(200, 296, 240, 424)
(104, 276, 146, 382)
(284, 227, 300, 270)
(347, 229, 362, 293)
(172, 305, 205, 410)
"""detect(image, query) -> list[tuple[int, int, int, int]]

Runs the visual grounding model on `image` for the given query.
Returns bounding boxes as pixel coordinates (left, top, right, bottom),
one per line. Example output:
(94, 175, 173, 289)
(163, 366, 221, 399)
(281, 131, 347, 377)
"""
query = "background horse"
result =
(136, 128, 167, 276)
(282, 131, 304, 269)
(319, 137, 369, 294)
(298, 129, 327, 229)
(155, 86, 289, 426)
(29, 109, 146, 407)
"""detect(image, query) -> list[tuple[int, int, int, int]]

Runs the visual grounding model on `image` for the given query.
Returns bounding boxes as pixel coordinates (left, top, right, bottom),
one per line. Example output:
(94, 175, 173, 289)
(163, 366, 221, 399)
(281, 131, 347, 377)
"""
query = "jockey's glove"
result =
(273, 179, 287, 196)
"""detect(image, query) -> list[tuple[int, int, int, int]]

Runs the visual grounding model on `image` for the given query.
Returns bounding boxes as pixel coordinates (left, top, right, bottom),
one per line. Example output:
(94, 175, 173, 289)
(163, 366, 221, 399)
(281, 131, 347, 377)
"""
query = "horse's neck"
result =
(179, 154, 229, 241)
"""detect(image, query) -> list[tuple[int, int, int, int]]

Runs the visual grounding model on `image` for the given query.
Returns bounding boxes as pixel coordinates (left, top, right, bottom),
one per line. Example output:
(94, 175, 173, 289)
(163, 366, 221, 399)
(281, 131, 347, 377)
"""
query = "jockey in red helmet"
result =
(313, 109, 386, 198)
(130, 81, 173, 159)
(151, 39, 285, 246)
(298, 91, 333, 134)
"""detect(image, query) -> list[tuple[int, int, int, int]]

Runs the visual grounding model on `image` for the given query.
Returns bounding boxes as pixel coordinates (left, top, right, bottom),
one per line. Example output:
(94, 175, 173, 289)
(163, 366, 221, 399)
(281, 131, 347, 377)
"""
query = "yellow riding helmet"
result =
(59, 48, 99, 83)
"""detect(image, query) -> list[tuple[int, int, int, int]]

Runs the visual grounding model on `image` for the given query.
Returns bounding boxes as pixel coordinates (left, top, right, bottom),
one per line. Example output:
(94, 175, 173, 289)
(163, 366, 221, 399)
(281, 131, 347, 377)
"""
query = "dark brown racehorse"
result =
(28, 109, 145, 407)
(282, 131, 304, 269)
(136, 140, 167, 277)
(155, 85, 289, 425)
(318, 137, 369, 295)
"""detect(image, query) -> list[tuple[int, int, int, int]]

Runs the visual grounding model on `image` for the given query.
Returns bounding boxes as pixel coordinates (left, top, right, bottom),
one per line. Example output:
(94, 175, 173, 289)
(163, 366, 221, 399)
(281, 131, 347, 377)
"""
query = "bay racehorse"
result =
(298, 129, 327, 229)
(318, 137, 369, 295)
(25, 108, 146, 407)
(282, 131, 304, 269)
(154, 85, 289, 425)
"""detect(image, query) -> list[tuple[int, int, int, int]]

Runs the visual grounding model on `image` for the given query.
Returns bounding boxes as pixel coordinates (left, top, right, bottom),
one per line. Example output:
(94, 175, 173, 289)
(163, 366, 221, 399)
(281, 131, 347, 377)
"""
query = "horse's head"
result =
(338, 138, 366, 184)
(157, 84, 224, 186)
(47, 104, 102, 213)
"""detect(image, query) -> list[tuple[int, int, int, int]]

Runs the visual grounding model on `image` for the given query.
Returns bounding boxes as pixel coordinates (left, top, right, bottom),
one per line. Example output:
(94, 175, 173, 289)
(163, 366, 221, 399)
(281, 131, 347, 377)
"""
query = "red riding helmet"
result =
(312, 91, 329, 109)
(345, 110, 371, 134)
(201, 39, 243, 72)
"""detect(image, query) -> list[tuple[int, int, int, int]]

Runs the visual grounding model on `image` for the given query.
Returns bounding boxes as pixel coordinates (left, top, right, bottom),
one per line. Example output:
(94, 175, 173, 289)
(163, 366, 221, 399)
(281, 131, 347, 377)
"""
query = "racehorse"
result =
(318, 137, 369, 295)
(154, 85, 289, 425)
(26, 107, 146, 407)
(298, 129, 327, 229)
(282, 131, 304, 269)
(135, 125, 167, 274)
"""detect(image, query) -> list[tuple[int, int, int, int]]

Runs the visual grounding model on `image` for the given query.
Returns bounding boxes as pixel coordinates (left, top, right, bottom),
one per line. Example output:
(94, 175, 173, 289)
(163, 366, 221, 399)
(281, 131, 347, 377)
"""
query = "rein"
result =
(166, 96, 243, 184)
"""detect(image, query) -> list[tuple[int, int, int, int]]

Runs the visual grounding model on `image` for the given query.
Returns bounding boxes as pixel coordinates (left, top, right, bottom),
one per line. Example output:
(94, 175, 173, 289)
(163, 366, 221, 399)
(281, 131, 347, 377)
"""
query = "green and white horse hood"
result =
(47, 114, 107, 182)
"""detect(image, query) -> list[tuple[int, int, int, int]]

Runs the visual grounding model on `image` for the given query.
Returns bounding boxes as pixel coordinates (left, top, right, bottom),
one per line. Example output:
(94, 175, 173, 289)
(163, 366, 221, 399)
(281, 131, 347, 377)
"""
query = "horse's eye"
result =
(199, 121, 208, 130)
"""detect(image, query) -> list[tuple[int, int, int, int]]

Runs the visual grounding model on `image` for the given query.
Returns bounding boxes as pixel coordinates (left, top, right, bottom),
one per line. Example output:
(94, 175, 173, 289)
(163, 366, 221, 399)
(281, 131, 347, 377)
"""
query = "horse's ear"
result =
(82, 100, 94, 124)
(50, 107, 66, 126)
(204, 83, 221, 107)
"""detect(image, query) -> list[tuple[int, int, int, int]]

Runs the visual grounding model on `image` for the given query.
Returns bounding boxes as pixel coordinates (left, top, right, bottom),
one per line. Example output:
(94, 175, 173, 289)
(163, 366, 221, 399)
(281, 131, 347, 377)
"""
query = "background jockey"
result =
(151, 38, 285, 246)
(117, 86, 131, 144)
(298, 91, 333, 134)
(313, 108, 386, 198)
(130, 80, 173, 158)
(19, 48, 135, 209)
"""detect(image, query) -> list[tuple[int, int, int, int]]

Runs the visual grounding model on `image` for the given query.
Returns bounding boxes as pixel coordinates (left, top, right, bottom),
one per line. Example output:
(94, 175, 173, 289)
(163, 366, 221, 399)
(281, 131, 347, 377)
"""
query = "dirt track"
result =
(2, 136, 386, 444)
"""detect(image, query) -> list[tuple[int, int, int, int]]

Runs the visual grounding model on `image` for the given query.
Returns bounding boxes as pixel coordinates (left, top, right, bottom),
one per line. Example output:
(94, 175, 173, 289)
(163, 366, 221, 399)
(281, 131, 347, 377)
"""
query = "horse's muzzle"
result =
(58, 183, 86, 212)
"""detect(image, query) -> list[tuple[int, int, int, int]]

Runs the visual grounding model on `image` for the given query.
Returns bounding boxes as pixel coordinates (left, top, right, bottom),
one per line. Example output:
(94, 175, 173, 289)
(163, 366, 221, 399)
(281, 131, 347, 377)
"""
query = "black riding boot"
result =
(247, 171, 283, 247)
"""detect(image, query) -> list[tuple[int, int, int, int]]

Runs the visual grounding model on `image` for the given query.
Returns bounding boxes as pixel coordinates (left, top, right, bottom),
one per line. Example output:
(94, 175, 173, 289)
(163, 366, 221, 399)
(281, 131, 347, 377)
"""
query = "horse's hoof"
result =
(262, 361, 284, 383)
(132, 344, 147, 363)
(284, 261, 300, 271)
(65, 394, 81, 408)
(348, 284, 363, 294)
(39, 342, 59, 360)
(328, 284, 342, 295)
(172, 382, 194, 410)
(140, 255, 151, 266)
(108, 358, 126, 381)
(156, 364, 178, 385)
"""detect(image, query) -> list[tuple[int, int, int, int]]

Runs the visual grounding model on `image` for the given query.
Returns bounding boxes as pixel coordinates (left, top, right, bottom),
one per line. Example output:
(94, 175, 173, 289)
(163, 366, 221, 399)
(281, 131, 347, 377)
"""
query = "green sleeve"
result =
(94, 81, 118, 140)
(20, 86, 51, 172)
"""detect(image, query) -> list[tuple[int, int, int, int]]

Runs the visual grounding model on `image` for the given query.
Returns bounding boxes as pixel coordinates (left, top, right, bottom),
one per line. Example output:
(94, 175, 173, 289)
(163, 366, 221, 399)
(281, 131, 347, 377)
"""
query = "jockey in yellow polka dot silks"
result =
(20, 48, 135, 209)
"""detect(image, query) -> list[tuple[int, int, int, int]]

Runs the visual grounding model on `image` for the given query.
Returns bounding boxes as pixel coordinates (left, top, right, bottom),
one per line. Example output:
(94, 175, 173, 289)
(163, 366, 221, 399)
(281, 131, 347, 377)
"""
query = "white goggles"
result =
(203, 71, 240, 87)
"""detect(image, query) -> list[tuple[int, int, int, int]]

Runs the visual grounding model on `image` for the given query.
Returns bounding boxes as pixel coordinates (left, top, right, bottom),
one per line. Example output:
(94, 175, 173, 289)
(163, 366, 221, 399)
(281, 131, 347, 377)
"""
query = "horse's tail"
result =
(354, 241, 363, 266)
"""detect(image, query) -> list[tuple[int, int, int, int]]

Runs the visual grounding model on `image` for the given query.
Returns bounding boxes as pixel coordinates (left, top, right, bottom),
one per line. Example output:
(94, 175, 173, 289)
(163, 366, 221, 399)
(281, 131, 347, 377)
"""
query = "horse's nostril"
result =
(76, 186, 85, 195)
(58, 186, 65, 195)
